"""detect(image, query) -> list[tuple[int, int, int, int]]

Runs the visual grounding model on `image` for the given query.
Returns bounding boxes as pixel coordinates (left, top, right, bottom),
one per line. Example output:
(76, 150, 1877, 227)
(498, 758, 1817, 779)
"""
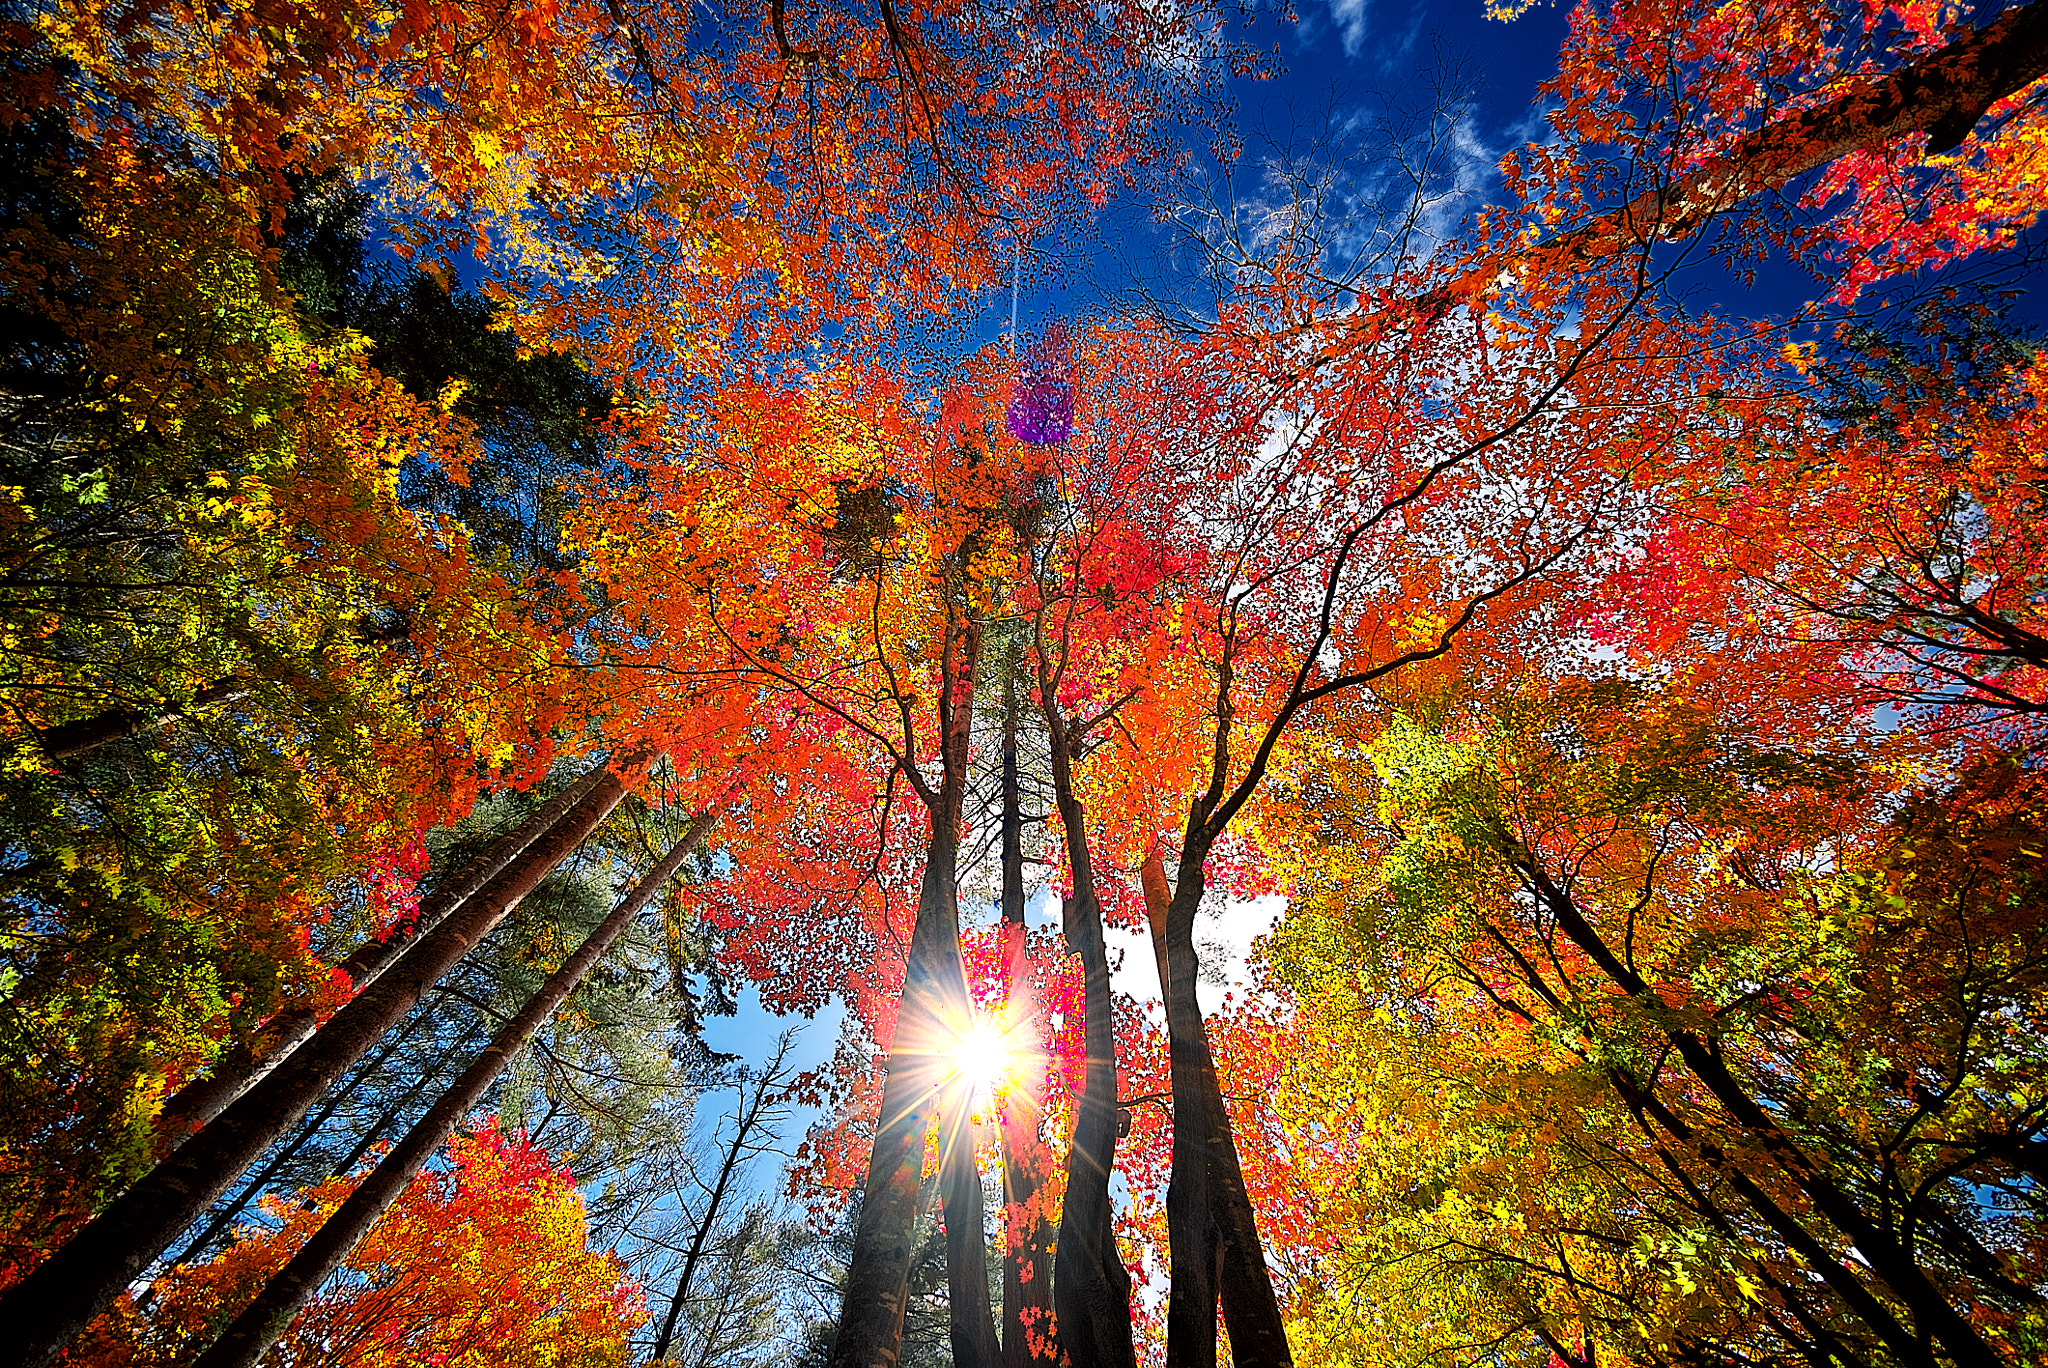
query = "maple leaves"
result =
(74, 1120, 644, 1368)
(4, 0, 2048, 1360)
(1260, 674, 2047, 1364)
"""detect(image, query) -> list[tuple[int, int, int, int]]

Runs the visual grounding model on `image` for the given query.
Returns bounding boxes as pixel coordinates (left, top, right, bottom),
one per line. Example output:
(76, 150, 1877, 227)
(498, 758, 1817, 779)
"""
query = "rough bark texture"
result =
(1159, 846, 1291, 1368)
(0, 756, 645, 1368)
(186, 810, 716, 1368)
(833, 616, 989, 1368)
(154, 758, 615, 1149)
(1043, 709, 1136, 1368)
(999, 696, 1055, 1368)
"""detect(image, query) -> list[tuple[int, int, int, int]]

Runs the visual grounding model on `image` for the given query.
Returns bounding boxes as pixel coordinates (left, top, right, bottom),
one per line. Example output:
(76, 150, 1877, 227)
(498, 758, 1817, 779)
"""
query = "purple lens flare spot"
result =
(1006, 323, 1075, 445)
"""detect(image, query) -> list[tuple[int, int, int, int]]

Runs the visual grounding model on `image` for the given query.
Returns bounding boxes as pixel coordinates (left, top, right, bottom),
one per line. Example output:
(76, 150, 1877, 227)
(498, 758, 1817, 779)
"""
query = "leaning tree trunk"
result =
(1043, 714, 1137, 1368)
(155, 757, 616, 1150)
(0, 753, 649, 1368)
(155, 1003, 458, 1275)
(1157, 843, 1291, 1368)
(998, 676, 1055, 1368)
(184, 811, 717, 1368)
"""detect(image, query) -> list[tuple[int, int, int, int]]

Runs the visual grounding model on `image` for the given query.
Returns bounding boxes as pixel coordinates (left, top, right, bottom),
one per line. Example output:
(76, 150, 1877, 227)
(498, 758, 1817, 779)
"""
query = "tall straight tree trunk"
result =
(0, 752, 650, 1368)
(155, 757, 616, 1149)
(830, 824, 980, 1368)
(1041, 710, 1136, 1368)
(942, 1083, 1002, 1368)
(1158, 842, 1290, 1368)
(998, 667, 1055, 1368)
(833, 615, 995, 1368)
(938, 618, 1000, 1368)
(156, 1003, 453, 1275)
(185, 811, 717, 1368)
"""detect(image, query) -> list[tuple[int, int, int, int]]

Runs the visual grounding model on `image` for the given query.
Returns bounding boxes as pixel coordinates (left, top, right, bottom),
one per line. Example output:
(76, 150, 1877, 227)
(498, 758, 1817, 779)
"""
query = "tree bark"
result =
(0, 752, 649, 1368)
(35, 619, 410, 762)
(1159, 843, 1290, 1368)
(1399, 0, 2048, 323)
(1041, 709, 1137, 1368)
(943, 1084, 1003, 1368)
(35, 675, 253, 760)
(833, 613, 991, 1368)
(155, 1005, 445, 1274)
(1521, 855, 2004, 1368)
(830, 825, 978, 1368)
(153, 757, 615, 1150)
(998, 669, 1055, 1368)
(184, 809, 715, 1368)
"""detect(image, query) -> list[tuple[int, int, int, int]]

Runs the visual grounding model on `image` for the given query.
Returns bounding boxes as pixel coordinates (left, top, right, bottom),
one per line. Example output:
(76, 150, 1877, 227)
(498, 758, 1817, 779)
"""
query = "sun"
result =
(947, 1018, 1013, 1096)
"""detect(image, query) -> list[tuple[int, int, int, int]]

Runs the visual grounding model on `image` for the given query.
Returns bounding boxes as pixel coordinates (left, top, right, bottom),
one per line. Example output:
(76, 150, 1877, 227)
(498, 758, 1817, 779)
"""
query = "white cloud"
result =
(1329, 0, 1370, 57)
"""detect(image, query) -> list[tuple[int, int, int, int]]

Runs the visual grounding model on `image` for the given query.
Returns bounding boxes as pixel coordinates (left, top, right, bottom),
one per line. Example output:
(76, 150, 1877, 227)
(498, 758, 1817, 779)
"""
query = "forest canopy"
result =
(1, 0, 2045, 1365)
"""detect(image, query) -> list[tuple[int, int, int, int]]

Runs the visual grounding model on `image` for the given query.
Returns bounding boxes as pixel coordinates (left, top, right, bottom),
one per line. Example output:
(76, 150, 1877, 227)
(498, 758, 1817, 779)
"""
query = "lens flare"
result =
(948, 1019, 1012, 1095)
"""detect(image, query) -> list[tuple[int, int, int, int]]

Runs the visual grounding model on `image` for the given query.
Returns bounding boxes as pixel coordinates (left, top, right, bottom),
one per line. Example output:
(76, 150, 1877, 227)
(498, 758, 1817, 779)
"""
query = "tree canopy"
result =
(1, 0, 2045, 1365)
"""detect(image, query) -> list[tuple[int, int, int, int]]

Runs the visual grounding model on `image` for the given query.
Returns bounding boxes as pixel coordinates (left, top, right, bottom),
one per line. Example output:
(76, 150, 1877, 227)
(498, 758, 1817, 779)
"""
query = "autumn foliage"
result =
(69, 1121, 643, 1367)
(2, 0, 2047, 1363)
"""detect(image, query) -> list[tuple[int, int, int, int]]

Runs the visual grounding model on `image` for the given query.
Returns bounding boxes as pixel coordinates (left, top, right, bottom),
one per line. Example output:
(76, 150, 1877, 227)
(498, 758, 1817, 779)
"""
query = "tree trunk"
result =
(1159, 844, 1290, 1368)
(156, 1004, 448, 1274)
(942, 1084, 1003, 1368)
(36, 619, 410, 762)
(36, 675, 253, 760)
(998, 674, 1055, 1368)
(184, 810, 715, 1368)
(829, 825, 978, 1368)
(833, 613, 991, 1368)
(1398, 0, 2048, 323)
(1043, 716, 1136, 1368)
(1522, 857, 2002, 1368)
(0, 753, 649, 1368)
(154, 757, 615, 1150)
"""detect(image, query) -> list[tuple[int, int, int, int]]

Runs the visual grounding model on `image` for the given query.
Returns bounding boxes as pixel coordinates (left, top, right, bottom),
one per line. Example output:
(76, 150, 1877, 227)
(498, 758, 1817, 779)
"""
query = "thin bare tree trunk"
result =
(649, 1033, 794, 1364)
(0, 754, 649, 1368)
(185, 811, 716, 1368)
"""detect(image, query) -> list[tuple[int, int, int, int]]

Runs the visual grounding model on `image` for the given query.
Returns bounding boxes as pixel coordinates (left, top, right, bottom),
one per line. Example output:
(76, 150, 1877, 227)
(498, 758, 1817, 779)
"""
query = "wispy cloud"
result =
(1329, 0, 1370, 56)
